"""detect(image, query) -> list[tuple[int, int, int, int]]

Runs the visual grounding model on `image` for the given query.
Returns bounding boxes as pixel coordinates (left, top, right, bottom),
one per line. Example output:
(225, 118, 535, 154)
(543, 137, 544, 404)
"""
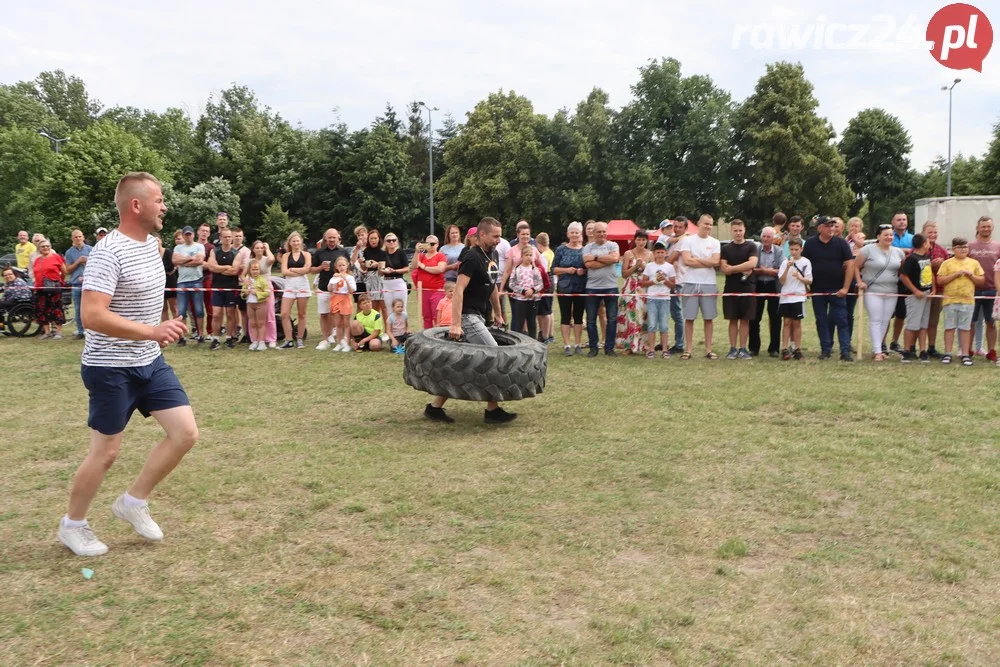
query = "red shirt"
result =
(33, 253, 65, 287)
(416, 252, 446, 291)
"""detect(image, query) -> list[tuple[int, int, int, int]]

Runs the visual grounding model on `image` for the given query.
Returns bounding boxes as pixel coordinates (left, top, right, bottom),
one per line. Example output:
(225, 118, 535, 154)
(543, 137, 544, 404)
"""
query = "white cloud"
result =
(2, 0, 996, 174)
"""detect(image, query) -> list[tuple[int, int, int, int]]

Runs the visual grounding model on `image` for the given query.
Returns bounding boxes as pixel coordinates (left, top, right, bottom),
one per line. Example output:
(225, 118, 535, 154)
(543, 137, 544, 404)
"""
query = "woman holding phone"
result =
(410, 235, 447, 330)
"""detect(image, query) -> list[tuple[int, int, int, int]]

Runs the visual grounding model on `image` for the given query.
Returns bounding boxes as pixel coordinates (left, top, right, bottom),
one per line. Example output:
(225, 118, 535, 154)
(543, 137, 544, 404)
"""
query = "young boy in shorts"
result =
(778, 238, 812, 360)
(936, 237, 985, 366)
(899, 233, 935, 363)
(640, 240, 677, 358)
(350, 293, 383, 351)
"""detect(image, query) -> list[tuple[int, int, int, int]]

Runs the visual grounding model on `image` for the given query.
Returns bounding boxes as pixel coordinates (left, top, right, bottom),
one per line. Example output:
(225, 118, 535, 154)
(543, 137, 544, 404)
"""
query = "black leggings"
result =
(511, 299, 538, 338)
(558, 295, 586, 326)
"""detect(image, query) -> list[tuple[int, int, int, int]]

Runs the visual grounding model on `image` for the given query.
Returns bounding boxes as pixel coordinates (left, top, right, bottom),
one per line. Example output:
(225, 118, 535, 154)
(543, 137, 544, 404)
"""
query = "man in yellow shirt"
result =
(936, 237, 985, 365)
(15, 230, 36, 270)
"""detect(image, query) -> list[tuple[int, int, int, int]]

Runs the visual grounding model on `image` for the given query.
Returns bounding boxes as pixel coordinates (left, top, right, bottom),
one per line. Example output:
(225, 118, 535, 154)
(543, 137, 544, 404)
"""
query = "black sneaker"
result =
(240, 334, 250, 345)
(605, 349, 616, 357)
(900, 351, 913, 364)
(484, 406, 517, 424)
(74, 333, 85, 340)
(919, 351, 930, 363)
(176, 337, 187, 347)
(839, 353, 854, 362)
(928, 347, 942, 359)
(792, 349, 803, 360)
(226, 337, 236, 349)
(889, 342, 902, 354)
(587, 349, 599, 358)
(424, 404, 455, 424)
(668, 345, 684, 354)
(210, 339, 221, 350)
(197, 336, 205, 344)
(279, 341, 295, 349)
(768, 350, 779, 358)
(818, 351, 832, 360)
(781, 348, 792, 360)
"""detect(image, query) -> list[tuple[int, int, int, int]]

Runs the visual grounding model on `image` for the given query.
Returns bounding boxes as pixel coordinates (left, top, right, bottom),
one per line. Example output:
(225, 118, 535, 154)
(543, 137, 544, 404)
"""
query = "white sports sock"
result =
(63, 515, 88, 529)
(122, 492, 147, 508)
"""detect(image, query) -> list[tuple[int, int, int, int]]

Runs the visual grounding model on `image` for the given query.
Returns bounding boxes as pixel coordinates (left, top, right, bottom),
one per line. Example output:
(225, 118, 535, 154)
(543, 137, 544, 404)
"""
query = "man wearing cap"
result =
(802, 216, 855, 361)
(95, 227, 108, 245)
(64, 229, 93, 340)
(750, 225, 784, 357)
(172, 226, 206, 345)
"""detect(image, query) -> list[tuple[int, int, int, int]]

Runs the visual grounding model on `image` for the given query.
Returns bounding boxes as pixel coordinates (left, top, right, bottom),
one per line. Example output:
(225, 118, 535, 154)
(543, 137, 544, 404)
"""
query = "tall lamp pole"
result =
(39, 129, 70, 153)
(941, 78, 961, 197)
(417, 102, 438, 236)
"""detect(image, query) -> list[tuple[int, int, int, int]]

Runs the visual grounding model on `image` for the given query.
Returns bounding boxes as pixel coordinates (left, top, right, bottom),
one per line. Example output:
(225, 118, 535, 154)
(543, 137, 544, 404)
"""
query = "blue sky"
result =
(2, 0, 997, 171)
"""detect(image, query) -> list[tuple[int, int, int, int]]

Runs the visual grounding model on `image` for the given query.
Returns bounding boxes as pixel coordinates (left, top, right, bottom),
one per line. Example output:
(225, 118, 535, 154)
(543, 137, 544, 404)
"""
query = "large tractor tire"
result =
(403, 327, 547, 402)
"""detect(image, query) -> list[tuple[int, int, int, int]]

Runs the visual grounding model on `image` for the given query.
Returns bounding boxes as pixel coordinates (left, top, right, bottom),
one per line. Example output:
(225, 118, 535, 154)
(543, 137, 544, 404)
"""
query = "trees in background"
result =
(1, 66, 998, 252)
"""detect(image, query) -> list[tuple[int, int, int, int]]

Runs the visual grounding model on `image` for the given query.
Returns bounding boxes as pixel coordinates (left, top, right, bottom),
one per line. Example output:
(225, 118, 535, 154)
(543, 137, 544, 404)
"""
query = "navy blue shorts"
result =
(81, 355, 190, 435)
(212, 290, 239, 308)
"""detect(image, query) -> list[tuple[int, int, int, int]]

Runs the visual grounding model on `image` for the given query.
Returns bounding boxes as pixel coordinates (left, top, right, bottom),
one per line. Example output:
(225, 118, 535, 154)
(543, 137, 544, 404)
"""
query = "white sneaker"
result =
(58, 522, 109, 556)
(327, 332, 338, 344)
(316, 339, 330, 351)
(341, 341, 353, 352)
(111, 495, 163, 541)
(296, 339, 304, 349)
(268, 342, 277, 349)
(331, 342, 344, 352)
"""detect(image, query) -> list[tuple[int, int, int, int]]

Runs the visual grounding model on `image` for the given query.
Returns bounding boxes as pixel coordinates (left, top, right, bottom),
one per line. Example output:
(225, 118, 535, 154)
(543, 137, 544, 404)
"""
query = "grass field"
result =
(3, 300, 1000, 666)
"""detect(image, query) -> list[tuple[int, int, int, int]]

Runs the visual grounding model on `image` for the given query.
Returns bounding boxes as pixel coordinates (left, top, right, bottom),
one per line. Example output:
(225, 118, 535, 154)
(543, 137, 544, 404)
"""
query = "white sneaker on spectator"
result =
(316, 339, 330, 351)
(58, 522, 109, 556)
(327, 332, 338, 344)
(331, 342, 344, 352)
(111, 495, 163, 541)
(340, 341, 353, 352)
(268, 342, 277, 349)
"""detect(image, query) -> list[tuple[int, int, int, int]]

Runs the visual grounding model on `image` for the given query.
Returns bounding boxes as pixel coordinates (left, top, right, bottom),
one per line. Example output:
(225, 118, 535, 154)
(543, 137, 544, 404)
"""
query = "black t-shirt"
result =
(212, 247, 239, 289)
(801, 236, 853, 292)
(384, 249, 409, 281)
(720, 241, 759, 291)
(458, 246, 499, 319)
(163, 248, 178, 288)
(312, 246, 351, 291)
(902, 251, 932, 293)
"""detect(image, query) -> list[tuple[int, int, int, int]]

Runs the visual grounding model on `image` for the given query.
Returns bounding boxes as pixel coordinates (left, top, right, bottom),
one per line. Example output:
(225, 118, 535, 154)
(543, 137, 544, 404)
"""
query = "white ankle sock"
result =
(122, 492, 147, 508)
(63, 515, 87, 529)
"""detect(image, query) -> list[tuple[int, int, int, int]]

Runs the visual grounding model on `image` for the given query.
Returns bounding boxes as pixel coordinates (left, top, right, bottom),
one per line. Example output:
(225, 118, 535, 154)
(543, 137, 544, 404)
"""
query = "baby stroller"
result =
(269, 276, 307, 342)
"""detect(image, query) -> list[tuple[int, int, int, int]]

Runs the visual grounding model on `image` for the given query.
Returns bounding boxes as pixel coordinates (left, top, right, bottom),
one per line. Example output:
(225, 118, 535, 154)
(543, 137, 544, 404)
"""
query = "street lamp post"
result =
(941, 78, 961, 197)
(39, 129, 70, 153)
(417, 102, 439, 236)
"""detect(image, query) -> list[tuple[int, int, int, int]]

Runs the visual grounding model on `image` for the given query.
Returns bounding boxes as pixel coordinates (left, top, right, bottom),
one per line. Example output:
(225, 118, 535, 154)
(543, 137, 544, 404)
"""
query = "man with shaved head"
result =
(59, 172, 198, 557)
(15, 230, 36, 271)
(310, 227, 351, 349)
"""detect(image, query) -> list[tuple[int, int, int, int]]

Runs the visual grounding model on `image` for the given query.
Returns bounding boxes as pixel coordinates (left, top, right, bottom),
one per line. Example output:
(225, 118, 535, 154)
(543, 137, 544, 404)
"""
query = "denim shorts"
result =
(81, 355, 190, 435)
(460, 314, 498, 347)
(176, 280, 204, 318)
(943, 303, 974, 332)
(646, 298, 671, 333)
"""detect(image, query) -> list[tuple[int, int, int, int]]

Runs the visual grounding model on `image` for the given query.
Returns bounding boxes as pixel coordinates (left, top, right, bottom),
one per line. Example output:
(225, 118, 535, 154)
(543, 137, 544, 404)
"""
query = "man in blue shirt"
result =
(888, 211, 914, 353)
(63, 229, 93, 339)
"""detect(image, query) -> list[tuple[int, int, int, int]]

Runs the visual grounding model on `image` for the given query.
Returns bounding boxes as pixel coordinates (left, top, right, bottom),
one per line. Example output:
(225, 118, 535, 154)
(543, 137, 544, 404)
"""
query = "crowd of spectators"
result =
(5, 211, 1000, 366)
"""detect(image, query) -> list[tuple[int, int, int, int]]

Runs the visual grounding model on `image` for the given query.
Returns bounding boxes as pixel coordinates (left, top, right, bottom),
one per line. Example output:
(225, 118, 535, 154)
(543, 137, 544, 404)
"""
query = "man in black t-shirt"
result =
(802, 216, 855, 361)
(424, 217, 516, 425)
(206, 228, 240, 350)
(719, 219, 759, 359)
(208, 211, 229, 248)
(310, 228, 351, 349)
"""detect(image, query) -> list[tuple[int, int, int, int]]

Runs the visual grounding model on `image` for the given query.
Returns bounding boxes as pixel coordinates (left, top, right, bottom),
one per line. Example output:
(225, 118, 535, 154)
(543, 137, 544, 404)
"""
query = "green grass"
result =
(2, 299, 1000, 665)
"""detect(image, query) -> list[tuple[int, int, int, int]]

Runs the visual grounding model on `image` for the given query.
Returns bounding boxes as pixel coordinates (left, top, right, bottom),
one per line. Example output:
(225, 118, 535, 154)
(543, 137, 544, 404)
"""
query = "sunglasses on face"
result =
(386, 239, 398, 242)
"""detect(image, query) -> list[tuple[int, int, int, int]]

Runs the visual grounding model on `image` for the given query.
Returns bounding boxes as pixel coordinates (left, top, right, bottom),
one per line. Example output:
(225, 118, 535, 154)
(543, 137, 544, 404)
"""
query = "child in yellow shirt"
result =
(936, 237, 985, 365)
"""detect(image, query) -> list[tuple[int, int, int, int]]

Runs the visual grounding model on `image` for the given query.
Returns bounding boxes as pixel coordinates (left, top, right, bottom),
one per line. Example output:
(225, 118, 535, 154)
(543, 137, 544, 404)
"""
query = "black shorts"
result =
(212, 290, 239, 308)
(894, 296, 907, 319)
(237, 293, 247, 312)
(353, 334, 371, 350)
(538, 295, 553, 316)
(778, 302, 804, 320)
(722, 293, 757, 321)
(82, 356, 190, 435)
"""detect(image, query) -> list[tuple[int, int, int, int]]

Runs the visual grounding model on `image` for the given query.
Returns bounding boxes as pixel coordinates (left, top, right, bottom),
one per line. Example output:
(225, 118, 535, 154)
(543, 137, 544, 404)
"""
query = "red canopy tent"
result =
(606, 219, 640, 254)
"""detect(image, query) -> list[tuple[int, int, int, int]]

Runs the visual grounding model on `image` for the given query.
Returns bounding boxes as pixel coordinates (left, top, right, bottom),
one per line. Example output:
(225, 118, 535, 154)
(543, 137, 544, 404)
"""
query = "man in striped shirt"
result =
(58, 172, 199, 557)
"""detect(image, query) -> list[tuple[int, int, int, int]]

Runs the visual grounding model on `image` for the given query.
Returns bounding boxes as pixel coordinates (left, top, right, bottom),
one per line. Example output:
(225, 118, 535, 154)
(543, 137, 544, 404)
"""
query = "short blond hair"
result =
(114, 172, 161, 213)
